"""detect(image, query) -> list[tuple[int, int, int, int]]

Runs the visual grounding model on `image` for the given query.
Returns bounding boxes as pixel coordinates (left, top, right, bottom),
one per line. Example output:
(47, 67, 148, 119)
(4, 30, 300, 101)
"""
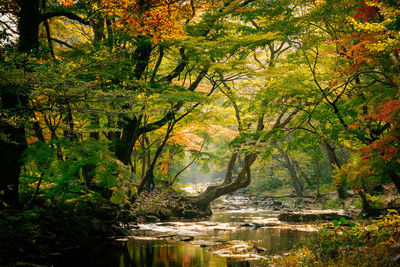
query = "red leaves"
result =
(362, 136, 399, 163)
(360, 99, 400, 163)
(361, 151, 373, 160)
(354, 1, 379, 22)
(373, 99, 400, 122)
(336, 32, 379, 72)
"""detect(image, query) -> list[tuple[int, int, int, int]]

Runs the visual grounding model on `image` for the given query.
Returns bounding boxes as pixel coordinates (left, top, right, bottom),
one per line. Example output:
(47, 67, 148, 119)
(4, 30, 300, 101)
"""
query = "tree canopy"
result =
(0, 0, 398, 216)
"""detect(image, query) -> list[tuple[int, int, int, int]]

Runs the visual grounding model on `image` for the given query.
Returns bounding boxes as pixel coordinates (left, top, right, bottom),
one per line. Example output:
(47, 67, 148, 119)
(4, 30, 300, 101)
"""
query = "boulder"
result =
(112, 226, 131, 236)
(177, 235, 195, 242)
(392, 254, 400, 264)
(156, 222, 176, 227)
(183, 209, 199, 218)
(129, 222, 140, 229)
(238, 223, 263, 229)
(144, 215, 160, 222)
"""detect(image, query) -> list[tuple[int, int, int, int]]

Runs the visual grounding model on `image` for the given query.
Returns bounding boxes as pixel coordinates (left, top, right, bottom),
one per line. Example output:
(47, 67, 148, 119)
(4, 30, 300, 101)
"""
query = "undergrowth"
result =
(266, 210, 400, 266)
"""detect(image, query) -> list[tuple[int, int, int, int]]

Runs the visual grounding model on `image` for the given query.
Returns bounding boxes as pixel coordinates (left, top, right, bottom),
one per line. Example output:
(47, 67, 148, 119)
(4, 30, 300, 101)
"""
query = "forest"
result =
(0, 0, 400, 266)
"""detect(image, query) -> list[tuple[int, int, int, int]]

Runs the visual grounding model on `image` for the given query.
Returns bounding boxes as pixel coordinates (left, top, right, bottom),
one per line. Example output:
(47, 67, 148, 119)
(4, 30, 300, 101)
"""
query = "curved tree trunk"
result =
(183, 116, 265, 214)
(185, 153, 257, 214)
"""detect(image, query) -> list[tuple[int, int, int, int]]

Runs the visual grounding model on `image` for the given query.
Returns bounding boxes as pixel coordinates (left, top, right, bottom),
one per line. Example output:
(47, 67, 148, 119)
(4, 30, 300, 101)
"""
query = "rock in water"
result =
(144, 215, 160, 222)
(178, 235, 194, 242)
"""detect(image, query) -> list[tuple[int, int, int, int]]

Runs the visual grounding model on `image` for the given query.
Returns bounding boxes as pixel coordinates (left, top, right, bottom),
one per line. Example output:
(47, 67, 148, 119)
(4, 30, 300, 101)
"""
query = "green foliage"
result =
(320, 211, 400, 254)
(323, 199, 345, 209)
(366, 194, 386, 209)
(271, 211, 400, 266)
(21, 140, 135, 206)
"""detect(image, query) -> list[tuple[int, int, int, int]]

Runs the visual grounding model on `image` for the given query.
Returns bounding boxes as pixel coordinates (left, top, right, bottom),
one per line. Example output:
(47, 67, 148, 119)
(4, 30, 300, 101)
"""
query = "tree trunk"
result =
(133, 37, 152, 80)
(223, 151, 238, 184)
(390, 170, 400, 194)
(82, 100, 100, 186)
(18, 0, 40, 53)
(358, 190, 371, 213)
(92, 17, 105, 46)
(315, 160, 321, 197)
(82, 123, 99, 186)
(183, 116, 264, 213)
(132, 148, 137, 174)
(115, 116, 142, 165)
(141, 132, 147, 179)
(0, 0, 40, 209)
(324, 141, 348, 199)
(0, 92, 27, 208)
(186, 153, 257, 213)
(295, 161, 312, 187)
(279, 151, 303, 197)
(137, 121, 175, 195)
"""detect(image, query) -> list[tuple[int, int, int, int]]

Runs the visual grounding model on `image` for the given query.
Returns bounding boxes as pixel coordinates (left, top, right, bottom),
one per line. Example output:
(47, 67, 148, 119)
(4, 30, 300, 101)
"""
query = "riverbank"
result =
(2, 187, 400, 266)
(267, 209, 400, 266)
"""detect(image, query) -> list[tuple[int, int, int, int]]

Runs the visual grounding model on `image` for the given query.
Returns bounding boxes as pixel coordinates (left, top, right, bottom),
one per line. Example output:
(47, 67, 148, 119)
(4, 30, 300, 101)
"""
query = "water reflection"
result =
(230, 228, 312, 254)
(73, 239, 252, 267)
(58, 208, 316, 266)
(63, 227, 313, 267)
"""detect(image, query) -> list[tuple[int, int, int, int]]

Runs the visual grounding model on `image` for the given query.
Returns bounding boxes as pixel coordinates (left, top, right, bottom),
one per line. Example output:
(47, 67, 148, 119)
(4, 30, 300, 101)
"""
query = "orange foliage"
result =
(169, 129, 203, 151)
(208, 125, 237, 139)
(58, 0, 74, 7)
(58, 0, 200, 41)
(336, 32, 379, 72)
(100, 0, 196, 42)
(157, 153, 172, 175)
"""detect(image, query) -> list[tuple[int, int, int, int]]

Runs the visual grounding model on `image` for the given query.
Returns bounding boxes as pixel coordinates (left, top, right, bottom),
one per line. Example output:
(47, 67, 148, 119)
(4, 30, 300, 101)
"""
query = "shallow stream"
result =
(62, 196, 317, 266)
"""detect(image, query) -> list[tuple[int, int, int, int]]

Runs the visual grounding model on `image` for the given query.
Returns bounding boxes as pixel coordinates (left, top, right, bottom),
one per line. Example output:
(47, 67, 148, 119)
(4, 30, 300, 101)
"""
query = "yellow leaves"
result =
(347, 0, 400, 54)
(349, 16, 400, 52)
(349, 17, 387, 33)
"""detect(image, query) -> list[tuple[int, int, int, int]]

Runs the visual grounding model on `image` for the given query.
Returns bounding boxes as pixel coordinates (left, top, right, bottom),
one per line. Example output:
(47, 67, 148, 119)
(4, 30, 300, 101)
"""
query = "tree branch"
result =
(41, 11, 90, 25)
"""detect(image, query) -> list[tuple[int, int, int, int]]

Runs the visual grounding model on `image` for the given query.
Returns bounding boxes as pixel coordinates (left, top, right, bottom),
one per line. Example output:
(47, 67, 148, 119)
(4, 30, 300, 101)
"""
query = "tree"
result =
(0, 0, 41, 208)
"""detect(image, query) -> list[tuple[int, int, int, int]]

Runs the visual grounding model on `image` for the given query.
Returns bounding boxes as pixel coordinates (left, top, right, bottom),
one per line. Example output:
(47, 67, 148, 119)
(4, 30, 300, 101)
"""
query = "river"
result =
(59, 196, 317, 266)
